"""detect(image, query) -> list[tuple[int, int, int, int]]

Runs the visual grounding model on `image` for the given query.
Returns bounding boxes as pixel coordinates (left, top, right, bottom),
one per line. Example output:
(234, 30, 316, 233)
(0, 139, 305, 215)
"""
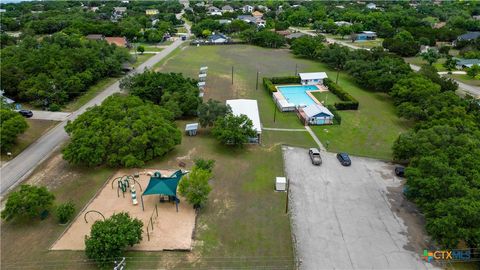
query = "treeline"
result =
(292, 37, 479, 249)
(1, 33, 130, 109)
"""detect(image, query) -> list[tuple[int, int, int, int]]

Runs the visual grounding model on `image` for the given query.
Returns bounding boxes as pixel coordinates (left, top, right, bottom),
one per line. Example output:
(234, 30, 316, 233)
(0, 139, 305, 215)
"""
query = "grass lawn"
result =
(404, 57, 447, 71)
(446, 74, 480, 87)
(176, 26, 187, 33)
(132, 43, 164, 52)
(0, 119, 58, 164)
(132, 53, 156, 68)
(311, 91, 342, 106)
(63, 77, 118, 112)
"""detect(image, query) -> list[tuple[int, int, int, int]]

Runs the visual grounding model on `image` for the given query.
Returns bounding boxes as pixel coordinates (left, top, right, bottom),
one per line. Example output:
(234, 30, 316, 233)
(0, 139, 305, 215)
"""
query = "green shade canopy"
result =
(142, 170, 186, 197)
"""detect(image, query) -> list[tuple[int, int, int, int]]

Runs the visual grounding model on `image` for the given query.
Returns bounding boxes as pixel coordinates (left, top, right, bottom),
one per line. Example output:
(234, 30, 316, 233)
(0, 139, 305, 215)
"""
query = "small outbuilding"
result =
(299, 104, 334, 125)
(299, 72, 328, 85)
(355, 31, 377, 41)
(185, 123, 199, 136)
(275, 177, 287, 191)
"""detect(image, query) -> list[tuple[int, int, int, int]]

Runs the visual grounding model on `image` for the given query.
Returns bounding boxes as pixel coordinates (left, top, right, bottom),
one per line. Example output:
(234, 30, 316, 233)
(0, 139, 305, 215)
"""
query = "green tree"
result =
(443, 55, 457, 71)
(0, 109, 28, 152)
(137, 45, 145, 54)
(197, 99, 231, 128)
(420, 48, 440, 66)
(1, 185, 55, 221)
(85, 212, 143, 267)
(194, 158, 215, 172)
(418, 65, 458, 92)
(212, 113, 257, 147)
(178, 167, 212, 208)
(63, 95, 181, 167)
(290, 36, 325, 58)
(55, 201, 75, 224)
(120, 71, 200, 118)
(318, 44, 350, 84)
(466, 64, 480, 78)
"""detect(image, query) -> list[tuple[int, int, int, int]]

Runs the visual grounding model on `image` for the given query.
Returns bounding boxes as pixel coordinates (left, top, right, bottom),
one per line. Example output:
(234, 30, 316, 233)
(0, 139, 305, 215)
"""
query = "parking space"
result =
(283, 146, 438, 270)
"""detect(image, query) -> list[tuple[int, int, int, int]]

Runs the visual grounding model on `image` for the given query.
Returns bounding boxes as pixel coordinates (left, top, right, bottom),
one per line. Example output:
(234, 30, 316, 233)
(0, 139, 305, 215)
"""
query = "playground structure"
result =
(51, 169, 196, 251)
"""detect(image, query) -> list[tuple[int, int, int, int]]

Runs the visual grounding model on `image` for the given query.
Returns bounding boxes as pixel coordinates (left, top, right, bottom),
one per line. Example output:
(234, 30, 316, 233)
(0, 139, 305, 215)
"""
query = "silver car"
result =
(309, 148, 322, 165)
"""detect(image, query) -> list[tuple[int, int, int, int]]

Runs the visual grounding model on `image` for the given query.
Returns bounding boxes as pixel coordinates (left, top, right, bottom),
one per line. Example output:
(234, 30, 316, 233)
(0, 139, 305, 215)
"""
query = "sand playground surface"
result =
(51, 169, 196, 251)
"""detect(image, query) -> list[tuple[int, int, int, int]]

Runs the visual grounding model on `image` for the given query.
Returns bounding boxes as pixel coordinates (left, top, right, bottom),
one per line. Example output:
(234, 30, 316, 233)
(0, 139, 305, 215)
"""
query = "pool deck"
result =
(274, 84, 329, 106)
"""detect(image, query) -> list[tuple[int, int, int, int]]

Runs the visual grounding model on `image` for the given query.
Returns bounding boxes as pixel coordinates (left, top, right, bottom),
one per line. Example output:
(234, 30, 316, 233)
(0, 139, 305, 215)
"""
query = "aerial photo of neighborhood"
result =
(0, 0, 479, 269)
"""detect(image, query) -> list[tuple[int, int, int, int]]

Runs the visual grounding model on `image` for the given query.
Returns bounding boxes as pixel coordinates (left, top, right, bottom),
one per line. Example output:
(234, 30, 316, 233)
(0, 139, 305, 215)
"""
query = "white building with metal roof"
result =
(299, 72, 328, 85)
(226, 99, 262, 143)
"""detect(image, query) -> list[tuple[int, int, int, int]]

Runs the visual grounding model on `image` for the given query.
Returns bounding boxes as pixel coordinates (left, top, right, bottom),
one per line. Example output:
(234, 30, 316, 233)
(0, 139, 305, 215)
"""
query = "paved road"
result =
(29, 110, 71, 121)
(283, 147, 439, 270)
(0, 10, 191, 196)
(290, 27, 480, 97)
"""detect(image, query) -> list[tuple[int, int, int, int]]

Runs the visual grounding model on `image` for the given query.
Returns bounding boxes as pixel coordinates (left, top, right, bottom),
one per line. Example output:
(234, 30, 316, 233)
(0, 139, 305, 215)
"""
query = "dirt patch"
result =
(51, 169, 196, 251)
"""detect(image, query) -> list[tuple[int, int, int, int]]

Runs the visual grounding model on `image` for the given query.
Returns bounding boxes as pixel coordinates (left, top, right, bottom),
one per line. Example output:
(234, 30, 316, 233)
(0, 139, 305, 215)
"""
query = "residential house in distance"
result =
(454, 32, 480, 46)
(112, 7, 127, 21)
(455, 58, 480, 69)
(433, 22, 446, 29)
(218, 19, 232, 25)
(355, 31, 377, 41)
(207, 6, 222, 16)
(299, 104, 334, 125)
(226, 99, 262, 144)
(0, 8, 7, 13)
(86, 34, 105, 41)
(366, 3, 377, 9)
(420, 45, 438, 54)
(334, 21, 352, 27)
(237, 15, 265, 28)
(256, 5, 270, 12)
(473, 15, 480, 20)
(252, 11, 263, 18)
(146, 9, 159, 16)
(89, 6, 99, 12)
(105, 37, 129, 48)
(208, 33, 230, 44)
(242, 5, 254, 13)
(299, 72, 328, 85)
(221, 5, 234, 13)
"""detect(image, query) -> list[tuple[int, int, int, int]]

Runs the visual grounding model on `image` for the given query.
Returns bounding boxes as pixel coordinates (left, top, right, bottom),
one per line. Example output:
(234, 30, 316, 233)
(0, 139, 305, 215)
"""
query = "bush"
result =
(194, 158, 215, 172)
(1, 185, 55, 221)
(326, 105, 341, 125)
(56, 201, 75, 224)
(270, 76, 300, 84)
(0, 109, 28, 152)
(178, 167, 212, 209)
(263, 78, 276, 93)
(48, 103, 61, 112)
(324, 78, 359, 110)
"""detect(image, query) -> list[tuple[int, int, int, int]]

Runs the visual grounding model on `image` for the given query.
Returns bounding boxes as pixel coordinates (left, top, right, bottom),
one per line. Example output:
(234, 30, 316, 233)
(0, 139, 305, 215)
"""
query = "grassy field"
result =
(311, 91, 342, 105)
(0, 119, 58, 163)
(132, 43, 165, 52)
(446, 74, 480, 87)
(404, 57, 447, 71)
(156, 45, 411, 159)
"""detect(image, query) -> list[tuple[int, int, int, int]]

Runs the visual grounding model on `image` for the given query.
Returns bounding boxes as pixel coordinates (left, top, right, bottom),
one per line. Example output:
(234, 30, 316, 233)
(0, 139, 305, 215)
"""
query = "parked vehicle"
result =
(336, 152, 351, 166)
(18, 109, 33, 118)
(395, 166, 405, 177)
(308, 148, 322, 165)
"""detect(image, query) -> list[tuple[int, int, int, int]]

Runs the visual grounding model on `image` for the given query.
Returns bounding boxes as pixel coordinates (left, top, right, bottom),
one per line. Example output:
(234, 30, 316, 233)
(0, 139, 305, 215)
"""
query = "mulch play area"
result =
(51, 169, 196, 251)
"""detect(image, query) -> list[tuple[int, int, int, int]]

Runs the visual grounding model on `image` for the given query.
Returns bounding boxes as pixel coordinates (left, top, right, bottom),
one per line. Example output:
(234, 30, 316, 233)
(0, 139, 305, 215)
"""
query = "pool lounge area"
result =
(273, 84, 328, 112)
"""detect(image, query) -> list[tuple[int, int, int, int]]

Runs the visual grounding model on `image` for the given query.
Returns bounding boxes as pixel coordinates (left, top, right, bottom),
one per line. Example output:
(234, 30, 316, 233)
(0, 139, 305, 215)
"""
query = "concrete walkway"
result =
(30, 110, 71, 121)
(304, 126, 326, 151)
(263, 127, 307, 131)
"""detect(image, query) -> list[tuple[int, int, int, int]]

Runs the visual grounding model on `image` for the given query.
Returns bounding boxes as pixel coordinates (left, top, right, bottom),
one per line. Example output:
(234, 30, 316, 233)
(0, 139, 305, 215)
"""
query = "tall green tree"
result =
(290, 36, 325, 58)
(197, 99, 231, 128)
(63, 95, 181, 167)
(178, 167, 212, 208)
(212, 114, 257, 147)
(420, 48, 440, 66)
(85, 213, 143, 267)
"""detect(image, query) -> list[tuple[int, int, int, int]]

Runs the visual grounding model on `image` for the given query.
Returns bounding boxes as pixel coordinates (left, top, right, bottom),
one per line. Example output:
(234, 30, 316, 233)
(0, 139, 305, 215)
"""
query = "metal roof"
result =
(303, 104, 334, 118)
(226, 99, 262, 133)
(185, 123, 199, 131)
(299, 72, 328, 80)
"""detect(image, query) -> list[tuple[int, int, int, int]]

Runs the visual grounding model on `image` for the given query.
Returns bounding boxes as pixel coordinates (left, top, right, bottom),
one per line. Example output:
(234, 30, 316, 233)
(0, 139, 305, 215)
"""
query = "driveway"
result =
(283, 147, 438, 270)
(29, 110, 71, 121)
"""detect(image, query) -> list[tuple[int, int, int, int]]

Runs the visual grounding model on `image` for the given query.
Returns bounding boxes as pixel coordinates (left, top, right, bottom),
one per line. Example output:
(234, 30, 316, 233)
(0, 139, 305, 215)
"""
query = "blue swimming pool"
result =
(277, 85, 319, 106)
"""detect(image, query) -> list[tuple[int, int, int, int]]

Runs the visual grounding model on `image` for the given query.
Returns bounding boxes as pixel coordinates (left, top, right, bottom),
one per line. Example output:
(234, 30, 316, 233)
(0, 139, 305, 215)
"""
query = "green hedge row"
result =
(326, 105, 342, 125)
(270, 76, 300, 84)
(324, 78, 359, 110)
(263, 78, 276, 93)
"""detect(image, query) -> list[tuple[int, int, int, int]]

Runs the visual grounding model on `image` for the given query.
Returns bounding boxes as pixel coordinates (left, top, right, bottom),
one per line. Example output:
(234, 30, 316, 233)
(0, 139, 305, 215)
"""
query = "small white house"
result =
(366, 3, 377, 9)
(226, 99, 262, 144)
(299, 72, 328, 85)
(301, 104, 334, 125)
(242, 5, 254, 13)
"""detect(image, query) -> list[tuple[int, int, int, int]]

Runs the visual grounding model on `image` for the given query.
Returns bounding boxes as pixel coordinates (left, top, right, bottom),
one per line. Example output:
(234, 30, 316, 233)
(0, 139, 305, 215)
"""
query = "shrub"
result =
(324, 78, 359, 110)
(269, 76, 300, 84)
(56, 201, 75, 224)
(326, 105, 342, 125)
(178, 167, 212, 208)
(263, 78, 276, 93)
(48, 103, 61, 112)
(194, 158, 215, 172)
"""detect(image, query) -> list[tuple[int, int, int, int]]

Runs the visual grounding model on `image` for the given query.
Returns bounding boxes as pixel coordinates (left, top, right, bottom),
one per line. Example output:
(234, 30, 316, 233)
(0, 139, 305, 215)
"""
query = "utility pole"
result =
(256, 70, 259, 90)
(285, 178, 289, 214)
(273, 105, 277, 123)
(295, 64, 298, 76)
(231, 66, 234, 85)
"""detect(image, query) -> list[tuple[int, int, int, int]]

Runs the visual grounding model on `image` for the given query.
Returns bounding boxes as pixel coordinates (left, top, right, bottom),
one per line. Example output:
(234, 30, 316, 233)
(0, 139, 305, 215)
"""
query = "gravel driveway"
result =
(283, 146, 439, 270)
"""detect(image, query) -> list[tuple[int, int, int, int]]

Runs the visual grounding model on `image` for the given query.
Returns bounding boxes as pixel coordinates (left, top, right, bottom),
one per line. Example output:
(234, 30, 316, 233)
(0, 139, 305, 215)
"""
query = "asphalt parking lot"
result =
(283, 146, 438, 270)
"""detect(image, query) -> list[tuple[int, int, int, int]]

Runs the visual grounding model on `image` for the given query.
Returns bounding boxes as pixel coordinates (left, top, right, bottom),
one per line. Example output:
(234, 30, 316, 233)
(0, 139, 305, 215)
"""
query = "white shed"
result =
(299, 72, 328, 85)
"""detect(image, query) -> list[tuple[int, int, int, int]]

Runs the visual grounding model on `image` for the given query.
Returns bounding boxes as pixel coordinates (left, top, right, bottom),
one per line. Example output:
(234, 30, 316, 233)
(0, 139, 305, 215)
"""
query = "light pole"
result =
(256, 70, 259, 90)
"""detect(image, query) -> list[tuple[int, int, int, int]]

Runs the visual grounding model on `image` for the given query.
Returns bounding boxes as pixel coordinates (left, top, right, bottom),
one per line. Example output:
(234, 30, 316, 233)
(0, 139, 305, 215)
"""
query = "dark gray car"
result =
(308, 148, 322, 165)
